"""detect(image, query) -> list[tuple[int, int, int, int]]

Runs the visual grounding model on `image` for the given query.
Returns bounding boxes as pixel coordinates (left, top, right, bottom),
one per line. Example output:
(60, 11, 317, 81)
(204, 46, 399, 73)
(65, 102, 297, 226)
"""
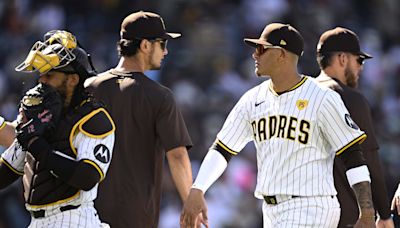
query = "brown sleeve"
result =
(343, 91, 391, 219)
(156, 91, 192, 152)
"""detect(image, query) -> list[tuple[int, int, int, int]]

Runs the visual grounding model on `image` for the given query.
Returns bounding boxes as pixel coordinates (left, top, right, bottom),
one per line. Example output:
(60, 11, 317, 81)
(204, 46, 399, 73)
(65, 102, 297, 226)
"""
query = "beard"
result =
(54, 77, 68, 107)
(148, 46, 162, 70)
(344, 66, 358, 88)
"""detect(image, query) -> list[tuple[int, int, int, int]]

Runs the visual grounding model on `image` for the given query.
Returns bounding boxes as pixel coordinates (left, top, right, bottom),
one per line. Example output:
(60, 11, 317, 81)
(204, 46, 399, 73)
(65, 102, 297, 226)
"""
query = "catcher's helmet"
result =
(15, 30, 96, 80)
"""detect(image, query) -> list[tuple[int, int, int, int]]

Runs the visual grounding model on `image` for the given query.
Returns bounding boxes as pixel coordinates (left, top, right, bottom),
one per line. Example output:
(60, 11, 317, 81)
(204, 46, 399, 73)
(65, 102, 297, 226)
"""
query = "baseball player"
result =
(0, 116, 15, 147)
(181, 23, 375, 228)
(85, 11, 199, 228)
(0, 30, 115, 228)
(316, 27, 394, 228)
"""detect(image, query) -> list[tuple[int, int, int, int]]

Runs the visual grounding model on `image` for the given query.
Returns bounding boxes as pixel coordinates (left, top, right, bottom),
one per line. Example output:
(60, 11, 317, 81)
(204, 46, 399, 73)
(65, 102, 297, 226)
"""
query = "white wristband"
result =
(346, 165, 371, 186)
(192, 149, 228, 194)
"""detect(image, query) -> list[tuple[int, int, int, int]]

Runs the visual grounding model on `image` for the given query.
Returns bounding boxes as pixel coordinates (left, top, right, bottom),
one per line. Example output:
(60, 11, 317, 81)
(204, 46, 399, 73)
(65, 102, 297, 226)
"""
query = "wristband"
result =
(346, 165, 370, 186)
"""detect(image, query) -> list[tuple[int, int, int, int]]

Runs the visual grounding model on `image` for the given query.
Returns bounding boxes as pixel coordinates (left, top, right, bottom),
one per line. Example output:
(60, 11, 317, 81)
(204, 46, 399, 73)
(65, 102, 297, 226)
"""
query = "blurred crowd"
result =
(0, 0, 399, 227)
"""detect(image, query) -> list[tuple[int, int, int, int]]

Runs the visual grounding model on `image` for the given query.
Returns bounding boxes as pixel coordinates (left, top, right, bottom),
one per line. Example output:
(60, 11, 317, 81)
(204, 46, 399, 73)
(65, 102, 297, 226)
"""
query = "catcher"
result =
(0, 30, 115, 228)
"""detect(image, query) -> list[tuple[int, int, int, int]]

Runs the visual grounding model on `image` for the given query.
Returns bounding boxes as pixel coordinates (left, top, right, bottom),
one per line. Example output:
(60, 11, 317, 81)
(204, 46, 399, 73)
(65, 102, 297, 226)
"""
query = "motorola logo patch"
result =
(94, 144, 110, 163)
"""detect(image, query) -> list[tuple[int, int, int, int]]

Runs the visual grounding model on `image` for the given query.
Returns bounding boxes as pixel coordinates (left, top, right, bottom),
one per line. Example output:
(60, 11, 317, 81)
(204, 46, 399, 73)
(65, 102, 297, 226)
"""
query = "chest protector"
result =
(23, 98, 103, 206)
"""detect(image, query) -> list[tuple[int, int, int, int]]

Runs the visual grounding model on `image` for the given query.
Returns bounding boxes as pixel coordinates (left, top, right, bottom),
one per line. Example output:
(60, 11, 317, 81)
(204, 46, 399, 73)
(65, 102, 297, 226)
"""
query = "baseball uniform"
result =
(0, 103, 115, 228)
(86, 70, 192, 228)
(0, 116, 5, 130)
(207, 76, 366, 227)
(317, 74, 392, 227)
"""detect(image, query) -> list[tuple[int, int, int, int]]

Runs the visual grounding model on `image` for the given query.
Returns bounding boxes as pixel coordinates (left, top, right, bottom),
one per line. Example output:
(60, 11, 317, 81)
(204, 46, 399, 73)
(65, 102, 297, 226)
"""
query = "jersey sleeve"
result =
(156, 91, 192, 151)
(0, 116, 5, 130)
(73, 132, 115, 181)
(0, 141, 25, 175)
(318, 91, 366, 155)
(215, 93, 253, 155)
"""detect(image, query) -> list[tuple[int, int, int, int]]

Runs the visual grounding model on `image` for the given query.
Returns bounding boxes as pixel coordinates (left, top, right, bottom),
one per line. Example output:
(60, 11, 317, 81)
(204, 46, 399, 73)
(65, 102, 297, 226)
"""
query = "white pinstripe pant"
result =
(28, 203, 109, 228)
(262, 195, 340, 228)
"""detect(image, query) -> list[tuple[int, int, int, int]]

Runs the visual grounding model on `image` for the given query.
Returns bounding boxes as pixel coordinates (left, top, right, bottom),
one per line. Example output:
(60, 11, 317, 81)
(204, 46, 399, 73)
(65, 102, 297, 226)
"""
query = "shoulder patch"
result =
(80, 108, 115, 138)
(344, 114, 359, 130)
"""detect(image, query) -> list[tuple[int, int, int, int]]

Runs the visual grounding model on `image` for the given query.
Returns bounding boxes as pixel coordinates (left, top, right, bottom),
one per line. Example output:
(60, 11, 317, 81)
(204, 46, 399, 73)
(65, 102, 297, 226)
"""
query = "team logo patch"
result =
(296, 100, 308, 110)
(344, 114, 359, 130)
(93, 144, 110, 163)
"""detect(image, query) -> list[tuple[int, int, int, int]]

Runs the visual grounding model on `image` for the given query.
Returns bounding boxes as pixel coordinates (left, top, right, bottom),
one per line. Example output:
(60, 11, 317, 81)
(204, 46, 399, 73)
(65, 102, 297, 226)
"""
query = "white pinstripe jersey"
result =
(215, 76, 366, 198)
(0, 116, 5, 129)
(0, 131, 114, 211)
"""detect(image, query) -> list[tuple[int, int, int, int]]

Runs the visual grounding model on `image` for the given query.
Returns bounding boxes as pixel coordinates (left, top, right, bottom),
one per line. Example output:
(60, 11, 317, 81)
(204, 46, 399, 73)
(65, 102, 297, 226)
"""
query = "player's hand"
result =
(376, 217, 394, 228)
(16, 117, 48, 150)
(353, 217, 376, 228)
(180, 188, 209, 228)
(391, 184, 400, 215)
(195, 213, 207, 228)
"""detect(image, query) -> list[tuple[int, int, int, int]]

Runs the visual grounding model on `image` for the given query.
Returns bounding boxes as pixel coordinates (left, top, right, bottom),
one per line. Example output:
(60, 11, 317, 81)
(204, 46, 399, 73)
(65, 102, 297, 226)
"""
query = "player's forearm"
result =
(352, 181, 375, 217)
(192, 149, 228, 194)
(167, 146, 193, 202)
(366, 150, 392, 219)
(0, 122, 16, 148)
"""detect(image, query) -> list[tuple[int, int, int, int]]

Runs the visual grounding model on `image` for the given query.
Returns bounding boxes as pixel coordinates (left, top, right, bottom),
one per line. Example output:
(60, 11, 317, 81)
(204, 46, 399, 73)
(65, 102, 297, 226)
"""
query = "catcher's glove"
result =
(16, 83, 63, 150)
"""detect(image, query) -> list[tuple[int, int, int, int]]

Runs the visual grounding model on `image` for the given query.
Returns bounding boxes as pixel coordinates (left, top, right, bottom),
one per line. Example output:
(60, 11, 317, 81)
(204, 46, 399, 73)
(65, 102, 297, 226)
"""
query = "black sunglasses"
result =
(149, 39, 168, 50)
(356, 56, 365, 65)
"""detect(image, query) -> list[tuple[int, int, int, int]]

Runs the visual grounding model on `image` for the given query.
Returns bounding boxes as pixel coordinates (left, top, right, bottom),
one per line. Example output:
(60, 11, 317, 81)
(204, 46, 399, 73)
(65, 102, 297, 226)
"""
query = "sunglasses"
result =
(256, 44, 282, 55)
(356, 56, 365, 65)
(149, 39, 168, 50)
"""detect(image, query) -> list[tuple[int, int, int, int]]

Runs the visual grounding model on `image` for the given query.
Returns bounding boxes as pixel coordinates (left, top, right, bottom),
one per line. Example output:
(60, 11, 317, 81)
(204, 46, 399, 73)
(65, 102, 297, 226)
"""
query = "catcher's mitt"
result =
(16, 83, 63, 149)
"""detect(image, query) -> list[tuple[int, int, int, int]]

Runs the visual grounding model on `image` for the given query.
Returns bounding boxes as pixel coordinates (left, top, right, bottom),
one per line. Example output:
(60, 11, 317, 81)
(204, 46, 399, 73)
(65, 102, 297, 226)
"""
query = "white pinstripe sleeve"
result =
(318, 91, 366, 154)
(74, 132, 115, 180)
(216, 93, 253, 154)
(0, 140, 25, 175)
(0, 116, 5, 129)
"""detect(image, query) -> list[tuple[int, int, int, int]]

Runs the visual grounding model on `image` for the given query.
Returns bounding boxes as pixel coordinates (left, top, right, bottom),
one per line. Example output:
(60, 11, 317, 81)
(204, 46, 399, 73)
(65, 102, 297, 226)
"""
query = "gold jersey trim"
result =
(0, 157, 23, 175)
(69, 108, 116, 156)
(336, 133, 367, 155)
(0, 121, 6, 131)
(269, 76, 308, 96)
(83, 159, 105, 181)
(216, 139, 238, 155)
(27, 191, 80, 209)
(78, 108, 116, 139)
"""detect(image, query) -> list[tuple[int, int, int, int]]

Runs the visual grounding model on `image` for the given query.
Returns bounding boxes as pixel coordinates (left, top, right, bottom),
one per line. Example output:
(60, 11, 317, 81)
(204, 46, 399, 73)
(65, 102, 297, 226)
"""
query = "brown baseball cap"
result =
(244, 23, 304, 57)
(317, 27, 372, 58)
(120, 11, 181, 40)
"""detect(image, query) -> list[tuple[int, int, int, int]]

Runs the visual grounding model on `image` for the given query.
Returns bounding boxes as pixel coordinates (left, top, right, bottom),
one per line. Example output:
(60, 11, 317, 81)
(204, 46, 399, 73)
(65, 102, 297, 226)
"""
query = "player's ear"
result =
(278, 48, 286, 62)
(139, 39, 152, 54)
(68, 74, 80, 87)
(337, 52, 347, 67)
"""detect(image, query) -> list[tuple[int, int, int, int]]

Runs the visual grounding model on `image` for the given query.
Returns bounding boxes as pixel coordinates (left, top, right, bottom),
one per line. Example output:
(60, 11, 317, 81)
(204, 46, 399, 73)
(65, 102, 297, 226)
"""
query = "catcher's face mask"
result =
(15, 30, 78, 74)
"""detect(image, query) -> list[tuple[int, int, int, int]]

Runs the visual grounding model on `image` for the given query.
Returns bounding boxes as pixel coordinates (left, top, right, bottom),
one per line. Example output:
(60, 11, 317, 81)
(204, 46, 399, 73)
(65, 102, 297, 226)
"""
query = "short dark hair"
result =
(117, 39, 141, 57)
(317, 52, 335, 70)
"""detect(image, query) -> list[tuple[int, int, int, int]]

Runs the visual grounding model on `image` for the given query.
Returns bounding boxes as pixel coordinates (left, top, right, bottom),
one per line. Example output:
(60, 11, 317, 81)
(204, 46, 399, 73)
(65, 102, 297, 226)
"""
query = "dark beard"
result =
(344, 67, 358, 88)
(149, 46, 161, 70)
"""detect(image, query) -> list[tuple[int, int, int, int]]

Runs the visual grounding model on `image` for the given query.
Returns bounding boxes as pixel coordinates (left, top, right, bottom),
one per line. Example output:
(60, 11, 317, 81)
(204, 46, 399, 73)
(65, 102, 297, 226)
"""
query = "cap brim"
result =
(165, 32, 181, 39)
(359, 51, 373, 59)
(243, 38, 271, 48)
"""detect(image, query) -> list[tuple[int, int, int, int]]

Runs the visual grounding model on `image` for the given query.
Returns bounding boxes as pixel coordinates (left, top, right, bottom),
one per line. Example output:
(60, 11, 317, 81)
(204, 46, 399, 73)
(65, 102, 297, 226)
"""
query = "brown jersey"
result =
(86, 70, 192, 228)
(316, 74, 391, 227)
